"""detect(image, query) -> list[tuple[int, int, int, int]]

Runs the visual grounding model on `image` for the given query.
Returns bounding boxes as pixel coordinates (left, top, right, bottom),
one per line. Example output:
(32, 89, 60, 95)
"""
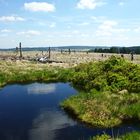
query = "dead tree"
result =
(101, 53, 104, 57)
(131, 52, 134, 61)
(68, 48, 71, 54)
(16, 47, 18, 53)
(19, 42, 22, 58)
(48, 47, 51, 59)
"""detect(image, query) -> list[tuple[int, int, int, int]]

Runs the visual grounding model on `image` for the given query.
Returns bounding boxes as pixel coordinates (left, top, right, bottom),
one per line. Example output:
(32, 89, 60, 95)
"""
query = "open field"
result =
(0, 51, 140, 68)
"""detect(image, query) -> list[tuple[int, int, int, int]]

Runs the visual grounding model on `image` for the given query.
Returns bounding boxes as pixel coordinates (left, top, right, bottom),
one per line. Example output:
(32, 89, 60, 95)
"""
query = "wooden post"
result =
(16, 47, 18, 53)
(19, 42, 22, 58)
(121, 54, 124, 58)
(48, 47, 51, 59)
(68, 48, 71, 54)
(131, 52, 134, 61)
(15, 47, 18, 55)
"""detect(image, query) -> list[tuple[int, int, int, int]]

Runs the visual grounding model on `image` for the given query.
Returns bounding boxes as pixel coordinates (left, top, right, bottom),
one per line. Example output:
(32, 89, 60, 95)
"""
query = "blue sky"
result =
(0, 0, 140, 48)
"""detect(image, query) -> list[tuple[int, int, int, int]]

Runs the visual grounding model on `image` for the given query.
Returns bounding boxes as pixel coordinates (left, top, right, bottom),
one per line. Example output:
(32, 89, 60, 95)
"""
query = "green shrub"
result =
(90, 131, 140, 140)
(70, 56, 140, 93)
(91, 134, 111, 140)
(121, 131, 140, 140)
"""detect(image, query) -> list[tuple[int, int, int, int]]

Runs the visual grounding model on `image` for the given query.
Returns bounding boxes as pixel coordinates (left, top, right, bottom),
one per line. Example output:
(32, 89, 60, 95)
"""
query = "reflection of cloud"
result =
(27, 83, 56, 94)
(29, 110, 76, 140)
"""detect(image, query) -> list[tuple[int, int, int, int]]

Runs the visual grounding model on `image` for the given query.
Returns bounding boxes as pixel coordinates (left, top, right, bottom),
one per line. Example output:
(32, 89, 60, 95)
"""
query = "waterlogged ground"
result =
(0, 83, 140, 140)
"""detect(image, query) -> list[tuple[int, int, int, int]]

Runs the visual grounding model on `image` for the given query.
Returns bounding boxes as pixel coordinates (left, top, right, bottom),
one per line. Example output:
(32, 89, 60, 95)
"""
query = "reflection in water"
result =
(27, 83, 56, 94)
(0, 83, 80, 140)
(0, 83, 140, 140)
(29, 110, 76, 140)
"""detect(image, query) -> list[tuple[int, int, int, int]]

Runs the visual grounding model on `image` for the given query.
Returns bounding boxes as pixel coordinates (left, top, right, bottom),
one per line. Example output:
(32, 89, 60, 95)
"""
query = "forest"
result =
(90, 46, 140, 54)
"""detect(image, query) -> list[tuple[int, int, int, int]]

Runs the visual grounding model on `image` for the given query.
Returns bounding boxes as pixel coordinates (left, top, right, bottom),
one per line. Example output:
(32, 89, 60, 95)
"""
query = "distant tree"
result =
(92, 46, 140, 54)
(110, 47, 118, 53)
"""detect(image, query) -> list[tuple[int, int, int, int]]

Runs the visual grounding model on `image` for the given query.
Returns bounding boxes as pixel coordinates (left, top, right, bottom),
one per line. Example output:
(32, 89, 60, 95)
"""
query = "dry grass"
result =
(1, 51, 140, 68)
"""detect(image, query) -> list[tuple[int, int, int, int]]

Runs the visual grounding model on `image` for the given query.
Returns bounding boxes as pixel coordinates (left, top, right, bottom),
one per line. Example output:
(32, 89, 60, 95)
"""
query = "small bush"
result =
(91, 134, 111, 140)
(70, 56, 140, 93)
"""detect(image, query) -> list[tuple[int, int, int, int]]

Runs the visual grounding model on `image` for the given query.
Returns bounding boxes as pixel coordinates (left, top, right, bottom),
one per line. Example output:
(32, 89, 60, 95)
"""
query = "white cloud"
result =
(49, 22, 56, 28)
(24, 2, 55, 12)
(38, 22, 47, 26)
(119, 2, 125, 6)
(0, 34, 7, 37)
(78, 22, 90, 26)
(81, 33, 89, 37)
(134, 27, 140, 32)
(0, 16, 25, 22)
(96, 20, 130, 36)
(113, 28, 130, 33)
(91, 16, 98, 21)
(96, 20, 118, 36)
(77, 0, 105, 10)
(99, 20, 118, 29)
(17, 30, 41, 36)
(91, 16, 106, 23)
(72, 30, 80, 34)
(38, 22, 56, 28)
(1, 29, 12, 33)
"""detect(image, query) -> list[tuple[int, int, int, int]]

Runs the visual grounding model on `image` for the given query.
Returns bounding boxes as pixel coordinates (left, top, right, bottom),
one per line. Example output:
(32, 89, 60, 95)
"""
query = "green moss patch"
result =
(91, 131, 140, 140)
(62, 91, 140, 127)
(62, 56, 140, 128)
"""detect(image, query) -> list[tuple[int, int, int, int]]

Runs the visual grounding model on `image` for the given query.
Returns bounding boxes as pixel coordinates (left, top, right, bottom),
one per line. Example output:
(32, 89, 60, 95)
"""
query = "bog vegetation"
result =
(69, 56, 140, 93)
(61, 56, 140, 139)
(62, 56, 140, 127)
(90, 131, 140, 140)
(0, 60, 71, 87)
(0, 56, 140, 139)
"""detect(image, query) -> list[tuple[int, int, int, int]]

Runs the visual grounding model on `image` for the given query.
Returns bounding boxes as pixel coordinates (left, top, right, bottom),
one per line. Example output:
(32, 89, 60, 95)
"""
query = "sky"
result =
(0, 0, 140, 48)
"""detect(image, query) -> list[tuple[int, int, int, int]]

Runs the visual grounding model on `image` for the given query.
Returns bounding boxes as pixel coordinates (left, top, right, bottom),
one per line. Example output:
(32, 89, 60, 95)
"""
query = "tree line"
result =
(89, 46, 140, 54)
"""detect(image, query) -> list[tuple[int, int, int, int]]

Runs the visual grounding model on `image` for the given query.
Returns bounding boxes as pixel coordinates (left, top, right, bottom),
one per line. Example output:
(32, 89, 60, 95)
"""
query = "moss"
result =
(121, 131, 140, 140)
(0, 60, 71, 86)
(90, 134, 111, 140)
(61, 56, 140, 128)
(62, 90, 140, 128)
(90, 131, 140, 140)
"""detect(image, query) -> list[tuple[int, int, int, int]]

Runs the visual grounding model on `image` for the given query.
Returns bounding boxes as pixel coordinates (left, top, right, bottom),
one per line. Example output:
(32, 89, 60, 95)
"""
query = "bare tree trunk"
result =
(48, 47, 51, 59)
(16, 47, 18, 53)
(68, 48, 71, 54)
(19, 42, 22, 58)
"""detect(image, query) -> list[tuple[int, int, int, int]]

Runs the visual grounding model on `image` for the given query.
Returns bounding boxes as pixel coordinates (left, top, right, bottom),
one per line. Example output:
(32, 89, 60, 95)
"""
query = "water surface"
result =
(0, 83, 140, 140)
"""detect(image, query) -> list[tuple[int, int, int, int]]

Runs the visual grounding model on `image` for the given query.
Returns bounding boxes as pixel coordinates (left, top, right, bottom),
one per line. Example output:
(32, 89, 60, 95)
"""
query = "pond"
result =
(0, 82, 140, 140)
